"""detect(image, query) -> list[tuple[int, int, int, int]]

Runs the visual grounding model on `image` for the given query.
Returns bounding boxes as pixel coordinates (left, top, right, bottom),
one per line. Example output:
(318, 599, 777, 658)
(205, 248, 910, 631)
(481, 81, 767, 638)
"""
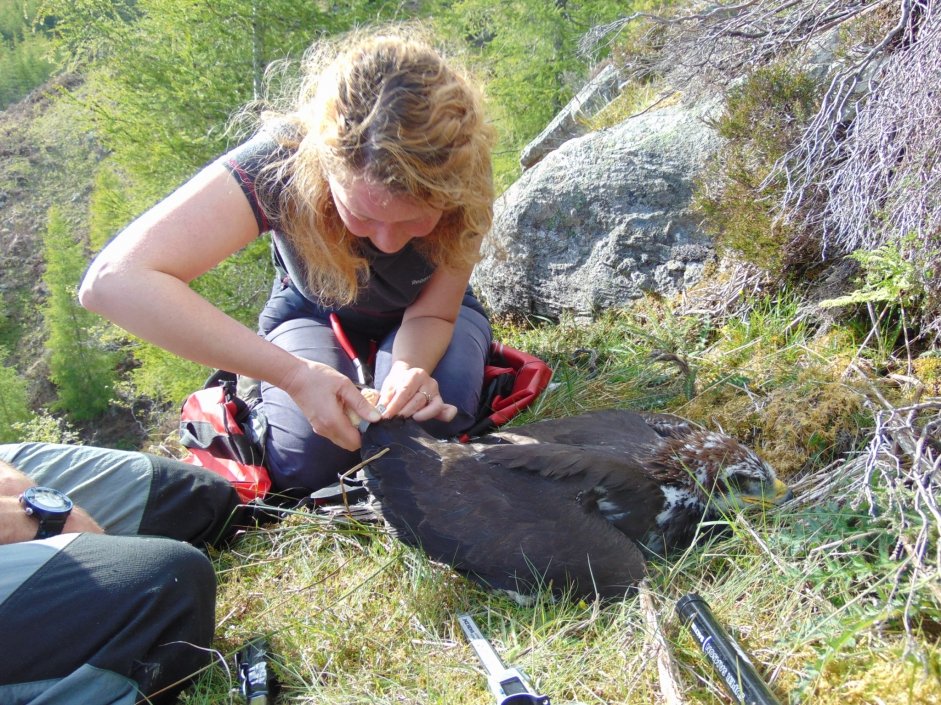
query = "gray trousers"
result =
(258, 281, 492, 494)
(0, 443, 243, 705)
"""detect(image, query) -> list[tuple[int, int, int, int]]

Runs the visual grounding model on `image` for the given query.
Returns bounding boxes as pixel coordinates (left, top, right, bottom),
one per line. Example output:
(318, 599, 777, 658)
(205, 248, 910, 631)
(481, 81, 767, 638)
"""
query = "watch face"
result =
(24, 486, 73, 513)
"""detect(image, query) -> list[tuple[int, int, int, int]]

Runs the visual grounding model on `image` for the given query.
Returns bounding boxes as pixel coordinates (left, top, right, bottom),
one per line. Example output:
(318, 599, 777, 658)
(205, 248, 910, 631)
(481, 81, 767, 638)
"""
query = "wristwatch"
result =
(19, 486, 74, 539)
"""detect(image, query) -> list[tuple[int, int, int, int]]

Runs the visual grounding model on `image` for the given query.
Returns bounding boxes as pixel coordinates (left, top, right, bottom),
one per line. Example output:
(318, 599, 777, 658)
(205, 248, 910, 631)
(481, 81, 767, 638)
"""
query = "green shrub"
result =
(9, 412, 80, 444)
(88, 163, 134, 250)
(0, 0, 57, 109)
(0, 35, 56, 109)
(0, 355, 34, 441)
(695, 64, 821, 271)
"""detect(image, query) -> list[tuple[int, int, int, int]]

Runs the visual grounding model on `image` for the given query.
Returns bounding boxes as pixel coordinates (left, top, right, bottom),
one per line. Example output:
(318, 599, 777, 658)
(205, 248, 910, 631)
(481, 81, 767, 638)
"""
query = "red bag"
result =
(458, 342, 553, 442)
(179, 374, 271, 503)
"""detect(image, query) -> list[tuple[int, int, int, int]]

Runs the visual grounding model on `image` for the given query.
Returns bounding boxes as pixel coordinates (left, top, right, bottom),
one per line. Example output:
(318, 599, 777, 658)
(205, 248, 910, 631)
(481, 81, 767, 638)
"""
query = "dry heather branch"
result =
(789, 395, 941, 630)
(675, 259, 772, 325)
(867, 400, 941, 625)
(581, 0, 892, 88)
(638, 581, 686, 705)
(779, 0, 941, 259)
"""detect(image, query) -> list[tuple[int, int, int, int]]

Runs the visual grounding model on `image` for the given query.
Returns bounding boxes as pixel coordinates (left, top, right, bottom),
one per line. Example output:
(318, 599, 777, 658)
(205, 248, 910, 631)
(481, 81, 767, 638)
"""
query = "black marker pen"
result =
(676, 594, 784, 705)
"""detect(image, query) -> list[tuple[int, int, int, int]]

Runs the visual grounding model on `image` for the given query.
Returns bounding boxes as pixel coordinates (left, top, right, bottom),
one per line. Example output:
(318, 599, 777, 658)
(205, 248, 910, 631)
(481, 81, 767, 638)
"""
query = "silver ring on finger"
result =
(420, 390, 433, 403)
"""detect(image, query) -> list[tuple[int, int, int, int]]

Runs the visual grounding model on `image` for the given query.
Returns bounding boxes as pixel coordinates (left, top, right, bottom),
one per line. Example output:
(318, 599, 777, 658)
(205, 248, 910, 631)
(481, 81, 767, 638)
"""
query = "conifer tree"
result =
(42, 206, 117, 419)
(88, 164, 133, 250)
(0, 353, 34, 442)
(0, 0, 56, 109)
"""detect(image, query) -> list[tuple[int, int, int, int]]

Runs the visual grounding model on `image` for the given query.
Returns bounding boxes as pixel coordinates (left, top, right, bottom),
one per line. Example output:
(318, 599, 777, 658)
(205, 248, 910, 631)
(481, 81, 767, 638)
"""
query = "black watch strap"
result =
(35, 515, 69, 540)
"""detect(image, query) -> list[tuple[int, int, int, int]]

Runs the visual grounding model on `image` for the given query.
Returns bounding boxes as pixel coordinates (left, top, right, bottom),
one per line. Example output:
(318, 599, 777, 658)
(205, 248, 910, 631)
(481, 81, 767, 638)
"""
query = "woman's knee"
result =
(419, 307, 491, 436)
(434, 309, 491, 405)
(264, 316, 349, 365)
(262, 386, 359, 492)
(257, 280, 312, 336)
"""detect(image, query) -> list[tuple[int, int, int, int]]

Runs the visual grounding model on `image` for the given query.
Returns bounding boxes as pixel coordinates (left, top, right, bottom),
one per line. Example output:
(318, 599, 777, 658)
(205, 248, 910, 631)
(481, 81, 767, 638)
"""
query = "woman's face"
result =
(329, 174, 442, 254)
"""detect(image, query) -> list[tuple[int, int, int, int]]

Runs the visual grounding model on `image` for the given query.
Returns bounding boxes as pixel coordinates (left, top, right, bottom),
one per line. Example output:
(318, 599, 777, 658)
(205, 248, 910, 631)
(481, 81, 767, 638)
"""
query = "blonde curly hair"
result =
(257, 27, 495, 306)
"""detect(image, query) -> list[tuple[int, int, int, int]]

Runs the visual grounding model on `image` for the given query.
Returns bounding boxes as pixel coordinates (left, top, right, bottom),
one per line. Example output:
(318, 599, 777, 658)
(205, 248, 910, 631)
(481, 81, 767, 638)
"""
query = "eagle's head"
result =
(637, 430, 791, 555)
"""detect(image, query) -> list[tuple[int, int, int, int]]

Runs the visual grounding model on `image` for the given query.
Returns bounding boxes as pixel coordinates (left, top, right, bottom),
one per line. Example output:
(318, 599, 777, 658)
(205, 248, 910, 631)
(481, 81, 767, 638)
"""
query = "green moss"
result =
(914, 354, 941, 395)
(671, 288, 877, 476)
(809, 640, 941, 705)
(757, 376, 867, 475)
(716, 65, 819, 153)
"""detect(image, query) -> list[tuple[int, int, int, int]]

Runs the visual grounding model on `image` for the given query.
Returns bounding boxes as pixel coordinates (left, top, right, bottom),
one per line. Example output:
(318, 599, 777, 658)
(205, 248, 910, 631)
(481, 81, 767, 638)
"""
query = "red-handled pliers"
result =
(329, 313, 374, 388)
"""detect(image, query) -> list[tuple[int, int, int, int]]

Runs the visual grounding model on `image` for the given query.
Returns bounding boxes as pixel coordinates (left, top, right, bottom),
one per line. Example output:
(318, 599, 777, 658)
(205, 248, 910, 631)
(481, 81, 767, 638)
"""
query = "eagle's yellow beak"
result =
(741, 478, 793, 507)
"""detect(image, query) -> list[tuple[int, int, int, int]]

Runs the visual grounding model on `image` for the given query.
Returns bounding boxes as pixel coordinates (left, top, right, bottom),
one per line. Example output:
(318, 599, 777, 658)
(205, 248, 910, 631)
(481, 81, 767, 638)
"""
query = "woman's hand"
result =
(378, 360, 457, 423)
(279, 357, 381, 451)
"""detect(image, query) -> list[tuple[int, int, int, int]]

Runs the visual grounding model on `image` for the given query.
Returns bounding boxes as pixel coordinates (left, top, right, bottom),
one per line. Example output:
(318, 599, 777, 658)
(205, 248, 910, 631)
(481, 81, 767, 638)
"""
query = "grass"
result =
(175, 291, 940, 705)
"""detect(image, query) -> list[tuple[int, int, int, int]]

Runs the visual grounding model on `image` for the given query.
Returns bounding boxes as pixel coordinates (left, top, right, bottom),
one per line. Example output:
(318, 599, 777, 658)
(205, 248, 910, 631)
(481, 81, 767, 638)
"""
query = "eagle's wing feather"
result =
(362, 418, 648, 599)
(486, 409, 665, 453)
(473, 441, 660, 494)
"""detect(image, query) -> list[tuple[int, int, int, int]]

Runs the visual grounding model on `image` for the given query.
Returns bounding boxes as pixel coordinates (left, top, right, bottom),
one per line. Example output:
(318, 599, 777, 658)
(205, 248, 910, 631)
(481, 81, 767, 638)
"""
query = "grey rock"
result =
(473, 99, 725, 320)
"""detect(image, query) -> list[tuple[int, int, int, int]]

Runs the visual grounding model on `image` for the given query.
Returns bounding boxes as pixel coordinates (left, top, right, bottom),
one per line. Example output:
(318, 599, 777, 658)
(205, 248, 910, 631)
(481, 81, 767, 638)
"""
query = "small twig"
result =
(623, 90, 680, 120)
(639, 581, 686, 705)
(338, 447, 389, 514)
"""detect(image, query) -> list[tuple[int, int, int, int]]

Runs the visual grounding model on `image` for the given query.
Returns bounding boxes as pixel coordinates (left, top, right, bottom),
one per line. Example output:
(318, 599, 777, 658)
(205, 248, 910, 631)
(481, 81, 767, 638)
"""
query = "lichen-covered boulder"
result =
(473, 100, 724, 320)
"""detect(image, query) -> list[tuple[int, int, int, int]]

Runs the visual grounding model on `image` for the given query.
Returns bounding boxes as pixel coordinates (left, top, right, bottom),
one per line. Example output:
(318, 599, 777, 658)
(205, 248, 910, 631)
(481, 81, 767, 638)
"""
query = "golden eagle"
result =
(360, 409, 791, 600)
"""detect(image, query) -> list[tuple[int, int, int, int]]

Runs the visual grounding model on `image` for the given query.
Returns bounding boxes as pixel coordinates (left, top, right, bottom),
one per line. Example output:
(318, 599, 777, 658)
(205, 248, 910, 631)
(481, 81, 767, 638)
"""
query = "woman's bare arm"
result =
(80, 163, 379, 450)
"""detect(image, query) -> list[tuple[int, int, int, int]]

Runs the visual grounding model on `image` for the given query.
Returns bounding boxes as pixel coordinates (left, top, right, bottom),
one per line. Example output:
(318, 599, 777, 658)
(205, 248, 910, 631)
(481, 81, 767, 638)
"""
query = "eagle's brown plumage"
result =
(360, 409, 790, 600)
